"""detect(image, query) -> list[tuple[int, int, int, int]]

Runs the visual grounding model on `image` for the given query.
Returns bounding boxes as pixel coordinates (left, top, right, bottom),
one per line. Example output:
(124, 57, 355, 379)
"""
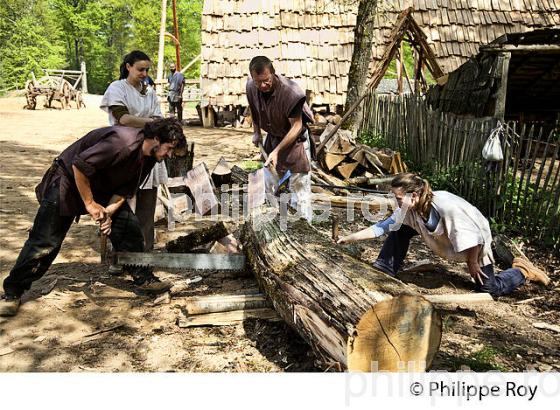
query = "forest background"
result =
(0, 0, 203, 94)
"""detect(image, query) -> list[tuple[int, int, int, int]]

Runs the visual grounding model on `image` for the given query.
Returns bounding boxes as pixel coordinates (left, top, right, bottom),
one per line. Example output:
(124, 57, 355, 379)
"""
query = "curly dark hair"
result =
(143, 118, 186, 149)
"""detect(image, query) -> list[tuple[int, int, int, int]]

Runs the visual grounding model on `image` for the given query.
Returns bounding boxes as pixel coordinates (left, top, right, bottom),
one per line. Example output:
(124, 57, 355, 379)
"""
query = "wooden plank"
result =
(311, 192, 393, 212)
(494, 52, 511, 120)
(181, 293, 270, 315)
(247, 168, 266, 210)
(520, 127, 547, 228)
(506, 122, 526, 225)
(177, 308, 281, 327)
(512, 125, 534, 222)
(424, 293, 494, 305)
(184, 163, 219, 216)
(537, 142, 560, 237)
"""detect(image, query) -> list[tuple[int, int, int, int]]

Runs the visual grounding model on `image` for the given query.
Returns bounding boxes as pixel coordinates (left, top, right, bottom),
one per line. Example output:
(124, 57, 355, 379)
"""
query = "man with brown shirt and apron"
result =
(246, 56, 314, 222)
(0, 119, 186, 317)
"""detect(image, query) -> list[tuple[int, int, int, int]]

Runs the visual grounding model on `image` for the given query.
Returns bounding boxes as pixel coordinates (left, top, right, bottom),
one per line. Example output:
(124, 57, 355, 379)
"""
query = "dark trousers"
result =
(372, 225, 526, 297)
(169, 100, 183, 122)
(3, 181, 152, 297)
(135, 188, 157, 251)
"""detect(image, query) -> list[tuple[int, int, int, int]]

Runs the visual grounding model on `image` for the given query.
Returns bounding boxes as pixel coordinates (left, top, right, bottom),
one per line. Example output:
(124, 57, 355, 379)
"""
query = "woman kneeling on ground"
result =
(337, 173, 550, 296)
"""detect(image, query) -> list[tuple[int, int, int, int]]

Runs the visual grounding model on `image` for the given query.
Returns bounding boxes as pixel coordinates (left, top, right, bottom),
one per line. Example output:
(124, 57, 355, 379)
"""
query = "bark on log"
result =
(166, 221, 231, 252)
(231, 165, 249, 186)
(241, 209, 442, 371)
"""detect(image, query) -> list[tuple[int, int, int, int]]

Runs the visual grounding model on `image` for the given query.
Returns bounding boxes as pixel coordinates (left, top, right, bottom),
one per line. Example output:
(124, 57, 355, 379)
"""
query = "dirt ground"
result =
(0, 95, 558, 372)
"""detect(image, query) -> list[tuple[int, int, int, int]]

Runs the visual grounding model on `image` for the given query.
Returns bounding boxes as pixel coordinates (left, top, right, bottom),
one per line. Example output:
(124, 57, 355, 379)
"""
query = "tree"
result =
(0, 0, 65, 91)
(0, 0, 202, 95)
(342, 0, 378, 132)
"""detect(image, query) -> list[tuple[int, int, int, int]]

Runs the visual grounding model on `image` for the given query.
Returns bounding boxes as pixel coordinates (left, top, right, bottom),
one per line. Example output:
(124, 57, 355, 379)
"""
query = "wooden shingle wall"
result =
(201, 0, 560, 108)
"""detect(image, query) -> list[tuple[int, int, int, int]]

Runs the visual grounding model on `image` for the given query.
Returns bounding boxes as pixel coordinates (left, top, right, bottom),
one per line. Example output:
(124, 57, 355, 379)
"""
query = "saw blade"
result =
(114, 252, 246, 271)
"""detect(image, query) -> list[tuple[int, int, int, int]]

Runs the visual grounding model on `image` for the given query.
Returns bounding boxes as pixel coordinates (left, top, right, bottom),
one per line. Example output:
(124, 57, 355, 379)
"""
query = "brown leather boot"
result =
(0, 295, 21, 317)
(512, 257, 550, 286)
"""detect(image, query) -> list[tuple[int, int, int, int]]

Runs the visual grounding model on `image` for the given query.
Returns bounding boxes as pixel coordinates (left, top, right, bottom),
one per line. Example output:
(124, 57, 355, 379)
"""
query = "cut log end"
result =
(347, 295, 441, 372)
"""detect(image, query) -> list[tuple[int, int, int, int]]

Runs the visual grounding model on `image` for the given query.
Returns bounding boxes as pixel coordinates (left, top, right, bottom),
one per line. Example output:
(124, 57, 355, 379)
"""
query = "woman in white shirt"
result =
(100, 50, 166, 251)
(337, 173, 550, 296)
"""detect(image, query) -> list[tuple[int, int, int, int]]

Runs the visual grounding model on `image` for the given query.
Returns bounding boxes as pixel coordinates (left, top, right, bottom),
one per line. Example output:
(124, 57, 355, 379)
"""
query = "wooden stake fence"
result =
(360, 93, 560, 249)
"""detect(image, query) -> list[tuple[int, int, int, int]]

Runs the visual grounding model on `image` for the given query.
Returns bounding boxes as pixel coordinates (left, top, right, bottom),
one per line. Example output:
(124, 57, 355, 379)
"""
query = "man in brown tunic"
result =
(0, 118, 186, 317)
(246, 56, 314, 222)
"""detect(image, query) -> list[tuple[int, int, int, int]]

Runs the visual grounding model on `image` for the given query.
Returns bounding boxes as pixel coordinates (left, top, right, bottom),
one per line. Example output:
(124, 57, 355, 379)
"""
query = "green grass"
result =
(445, 346, 509, 372)
(240, 160, 263, 172)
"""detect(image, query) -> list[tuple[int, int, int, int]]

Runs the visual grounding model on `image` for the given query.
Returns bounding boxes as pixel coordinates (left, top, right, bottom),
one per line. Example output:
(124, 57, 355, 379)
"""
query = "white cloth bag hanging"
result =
(482, 123, 504, 161)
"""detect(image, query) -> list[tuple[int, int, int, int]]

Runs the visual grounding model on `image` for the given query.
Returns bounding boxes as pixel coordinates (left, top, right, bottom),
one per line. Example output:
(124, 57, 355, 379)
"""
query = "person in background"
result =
(100, 50, 169, 253)
(167, 63, 185, 122)
(337, 173, 550, 297)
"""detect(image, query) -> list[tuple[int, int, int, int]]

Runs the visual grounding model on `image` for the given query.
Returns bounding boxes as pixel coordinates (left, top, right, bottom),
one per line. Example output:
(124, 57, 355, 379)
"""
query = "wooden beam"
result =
(181, 293, 270, 315)
(494, 52, 512, 121)
(177, 308, 281, 327)
(184, 162, 219, 216)
(407, 17, 445, 79)
(316, 8, 413, 155)
(423, 293, 493, 305)
(481, 45, 560, 53)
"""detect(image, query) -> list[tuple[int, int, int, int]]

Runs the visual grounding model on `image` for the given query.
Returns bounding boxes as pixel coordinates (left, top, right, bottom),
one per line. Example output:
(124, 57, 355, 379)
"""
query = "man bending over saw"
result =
(1, 118, 186, 317)
(246, 56, 314, 222)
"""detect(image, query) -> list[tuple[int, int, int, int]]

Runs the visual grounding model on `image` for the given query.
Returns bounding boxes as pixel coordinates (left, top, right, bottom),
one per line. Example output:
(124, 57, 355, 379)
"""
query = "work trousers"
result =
(372, 224, 526, 297)
(3, 180, 152, 297)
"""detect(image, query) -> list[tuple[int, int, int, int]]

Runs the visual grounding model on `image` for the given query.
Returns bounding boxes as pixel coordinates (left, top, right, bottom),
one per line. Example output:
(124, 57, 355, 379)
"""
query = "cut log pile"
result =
(316, 123, 407, 181)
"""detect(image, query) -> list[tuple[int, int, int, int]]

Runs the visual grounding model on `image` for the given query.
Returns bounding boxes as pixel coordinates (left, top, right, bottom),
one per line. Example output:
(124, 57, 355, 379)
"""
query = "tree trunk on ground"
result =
(342, 0, 378, 132)
(241, 208, 442, 371)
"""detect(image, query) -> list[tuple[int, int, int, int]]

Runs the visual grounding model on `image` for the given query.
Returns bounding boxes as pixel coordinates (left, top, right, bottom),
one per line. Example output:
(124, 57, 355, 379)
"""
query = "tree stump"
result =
(241, 208, 442, 371)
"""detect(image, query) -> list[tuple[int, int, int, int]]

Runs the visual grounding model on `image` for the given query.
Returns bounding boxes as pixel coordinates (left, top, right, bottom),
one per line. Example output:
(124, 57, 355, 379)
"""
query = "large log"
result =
(241, 208, 442, 371)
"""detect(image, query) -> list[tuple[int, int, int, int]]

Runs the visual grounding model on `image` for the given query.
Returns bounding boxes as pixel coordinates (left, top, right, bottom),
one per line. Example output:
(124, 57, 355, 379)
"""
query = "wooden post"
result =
(201, 105, 216, 128)
(397, 42, 404, 94)
(494, 52, 511, 121)
(171, 0, 181, 70)
(80, 60, 88, 94)
(156, 0, 167, 81)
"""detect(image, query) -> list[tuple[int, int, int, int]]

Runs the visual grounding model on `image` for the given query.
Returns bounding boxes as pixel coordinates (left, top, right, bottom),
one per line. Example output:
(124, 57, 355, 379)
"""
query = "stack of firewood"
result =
(317, 124, 407, 180)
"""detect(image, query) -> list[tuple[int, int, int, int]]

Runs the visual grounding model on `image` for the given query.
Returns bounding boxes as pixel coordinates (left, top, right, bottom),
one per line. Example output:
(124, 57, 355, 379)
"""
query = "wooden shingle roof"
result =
(200, 0, 560, 107)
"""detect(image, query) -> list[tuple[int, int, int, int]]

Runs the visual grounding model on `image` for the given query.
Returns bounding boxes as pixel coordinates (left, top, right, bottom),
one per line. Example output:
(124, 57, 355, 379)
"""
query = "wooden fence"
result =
(360, 93, 560, 249)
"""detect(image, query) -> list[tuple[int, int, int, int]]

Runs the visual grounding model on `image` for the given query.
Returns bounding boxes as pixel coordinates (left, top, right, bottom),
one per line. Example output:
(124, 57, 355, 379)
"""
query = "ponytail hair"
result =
(119, 50, 151, 80)
(391, 173, 434, 218)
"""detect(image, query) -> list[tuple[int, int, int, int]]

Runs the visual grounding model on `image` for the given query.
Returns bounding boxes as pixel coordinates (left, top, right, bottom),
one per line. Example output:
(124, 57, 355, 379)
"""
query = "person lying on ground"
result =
(0, 118, 186, 317)
(337, 173, 550, 297)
